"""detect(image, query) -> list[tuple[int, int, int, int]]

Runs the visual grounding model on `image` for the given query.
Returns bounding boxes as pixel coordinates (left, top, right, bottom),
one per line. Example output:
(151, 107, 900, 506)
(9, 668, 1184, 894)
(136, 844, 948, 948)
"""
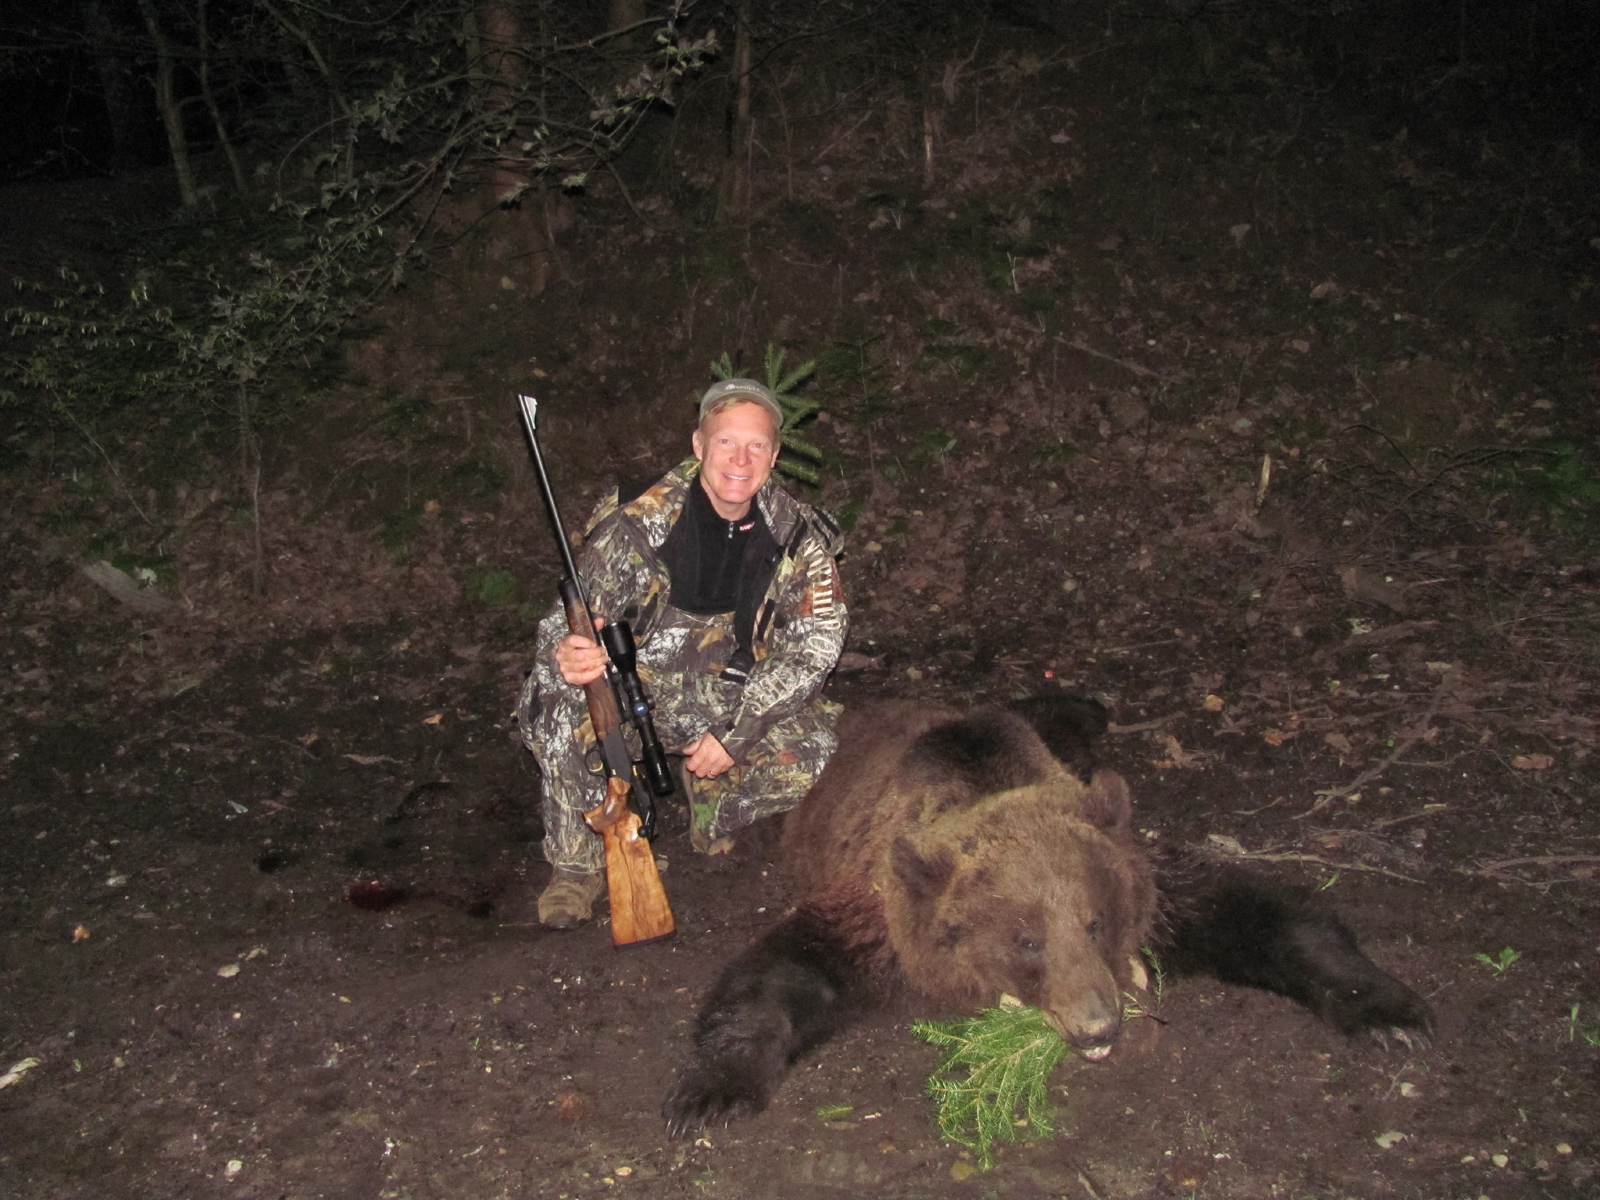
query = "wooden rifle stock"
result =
(557, 563, 675, 948)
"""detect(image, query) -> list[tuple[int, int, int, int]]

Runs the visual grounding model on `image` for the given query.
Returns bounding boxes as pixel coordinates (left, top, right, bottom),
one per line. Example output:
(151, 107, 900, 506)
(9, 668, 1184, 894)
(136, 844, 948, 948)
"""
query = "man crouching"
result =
(517, 379, 848, 928)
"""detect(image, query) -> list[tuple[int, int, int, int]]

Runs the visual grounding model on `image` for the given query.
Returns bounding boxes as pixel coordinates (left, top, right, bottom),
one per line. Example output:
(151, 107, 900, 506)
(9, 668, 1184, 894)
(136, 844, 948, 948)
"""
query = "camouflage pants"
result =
(518, 610, 841, 873)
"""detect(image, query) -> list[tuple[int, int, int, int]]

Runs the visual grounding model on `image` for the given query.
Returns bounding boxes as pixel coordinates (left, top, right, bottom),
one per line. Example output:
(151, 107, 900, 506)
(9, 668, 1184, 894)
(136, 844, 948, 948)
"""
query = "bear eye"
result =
(1016, 934, 1043, 955)
(1086, 917, 1104, 939)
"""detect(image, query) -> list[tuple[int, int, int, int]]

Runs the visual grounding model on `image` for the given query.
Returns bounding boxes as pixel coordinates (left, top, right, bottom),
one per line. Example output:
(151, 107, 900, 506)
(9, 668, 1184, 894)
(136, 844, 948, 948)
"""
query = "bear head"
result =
(882, 771, 1156, 1059)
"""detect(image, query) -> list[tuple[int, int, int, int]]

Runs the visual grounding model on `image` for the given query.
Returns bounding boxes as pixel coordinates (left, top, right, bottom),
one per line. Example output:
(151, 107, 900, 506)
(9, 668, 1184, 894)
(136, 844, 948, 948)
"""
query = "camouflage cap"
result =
(699, 378, 783, 433)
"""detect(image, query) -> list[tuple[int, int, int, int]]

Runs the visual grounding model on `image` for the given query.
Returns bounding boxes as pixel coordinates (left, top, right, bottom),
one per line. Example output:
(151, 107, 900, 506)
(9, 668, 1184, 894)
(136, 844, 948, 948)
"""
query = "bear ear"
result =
(908, 710, 1053, 802)
(1078, 771, 1133, 835)
(1005, 694, 1107, 780)
(891, 837, 955, 909)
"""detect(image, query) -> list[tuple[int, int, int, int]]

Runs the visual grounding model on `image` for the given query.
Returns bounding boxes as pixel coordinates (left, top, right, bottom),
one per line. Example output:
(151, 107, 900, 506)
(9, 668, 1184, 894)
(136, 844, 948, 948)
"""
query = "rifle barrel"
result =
(518, 394, 590, 612)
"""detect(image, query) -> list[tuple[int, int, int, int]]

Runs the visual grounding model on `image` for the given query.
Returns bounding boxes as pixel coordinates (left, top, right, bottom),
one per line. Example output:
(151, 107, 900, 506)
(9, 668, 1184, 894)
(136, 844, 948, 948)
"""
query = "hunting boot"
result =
(537, 867, 606, 929)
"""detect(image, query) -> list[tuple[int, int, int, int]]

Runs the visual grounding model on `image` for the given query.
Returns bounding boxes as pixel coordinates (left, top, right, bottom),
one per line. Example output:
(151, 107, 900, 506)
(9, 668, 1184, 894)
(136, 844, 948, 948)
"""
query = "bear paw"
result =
(1319, 969, 1436, 1049)
(662, 1060, 773, 1139)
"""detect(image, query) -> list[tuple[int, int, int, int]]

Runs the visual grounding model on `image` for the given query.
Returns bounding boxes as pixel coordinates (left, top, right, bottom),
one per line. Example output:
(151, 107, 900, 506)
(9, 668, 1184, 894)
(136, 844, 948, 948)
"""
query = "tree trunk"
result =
(260, 0, 355, 184)
(136, 0, 199, 207)
(474, 1, 564, 295)
(81, 0, 155, 174)
(197, 0, 247, 194)
(717, 0, 754, 224)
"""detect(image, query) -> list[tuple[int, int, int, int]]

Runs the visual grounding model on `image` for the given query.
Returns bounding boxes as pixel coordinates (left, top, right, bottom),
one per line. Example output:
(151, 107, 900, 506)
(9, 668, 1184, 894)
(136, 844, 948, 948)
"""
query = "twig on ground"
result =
(602, 159, 661, 233)
(1206, 844, 1422, 885)
(1107, 713, 1184, 735)
(1102, 638, 1185, 655)
(1073, 1166, 1107, 1200)
(815, 108, 878, 160)
(1063, 338, 1185, 384)
(1369, 803, 1450, 830)
(1297, 678, 1448, 819)
(1464, 855, 1600, 887)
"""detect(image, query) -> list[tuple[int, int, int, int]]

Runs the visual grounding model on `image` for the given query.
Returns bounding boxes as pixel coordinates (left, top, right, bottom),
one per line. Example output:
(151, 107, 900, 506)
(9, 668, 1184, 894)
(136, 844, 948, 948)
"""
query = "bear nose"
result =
(1044, 1007, 1121, 1059)
(1070, 1026, 1119, 1061)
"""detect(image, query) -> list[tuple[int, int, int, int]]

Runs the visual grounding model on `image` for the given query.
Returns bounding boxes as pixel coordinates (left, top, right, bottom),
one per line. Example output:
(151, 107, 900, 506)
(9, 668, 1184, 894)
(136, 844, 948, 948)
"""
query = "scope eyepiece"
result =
(600, 621, 638, 673)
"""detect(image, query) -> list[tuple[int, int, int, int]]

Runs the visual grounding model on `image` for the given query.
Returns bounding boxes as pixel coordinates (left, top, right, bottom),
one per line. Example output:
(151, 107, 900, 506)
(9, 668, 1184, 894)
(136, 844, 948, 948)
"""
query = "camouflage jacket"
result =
(533, 460, 847, 760)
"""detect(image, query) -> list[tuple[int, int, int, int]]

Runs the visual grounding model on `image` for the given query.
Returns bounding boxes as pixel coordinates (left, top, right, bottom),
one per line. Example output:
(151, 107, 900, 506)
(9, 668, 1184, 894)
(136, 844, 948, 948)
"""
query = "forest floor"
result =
(2, 9, 1598, 1200)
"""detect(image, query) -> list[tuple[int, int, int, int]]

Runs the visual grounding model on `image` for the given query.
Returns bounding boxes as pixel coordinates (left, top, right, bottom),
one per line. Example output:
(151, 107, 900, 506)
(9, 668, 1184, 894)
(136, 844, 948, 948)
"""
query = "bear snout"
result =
(1041, 988, 1123, 1060)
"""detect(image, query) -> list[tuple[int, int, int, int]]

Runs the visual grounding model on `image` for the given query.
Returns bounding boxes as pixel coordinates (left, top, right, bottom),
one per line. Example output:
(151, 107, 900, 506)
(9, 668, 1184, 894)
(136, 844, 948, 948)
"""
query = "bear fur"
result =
(662, 698, 1433, 1138)
(783, 702, 1155, 1057)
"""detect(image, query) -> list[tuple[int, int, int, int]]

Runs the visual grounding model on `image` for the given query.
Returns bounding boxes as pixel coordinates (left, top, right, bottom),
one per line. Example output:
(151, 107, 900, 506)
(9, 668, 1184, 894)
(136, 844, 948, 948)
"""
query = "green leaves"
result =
(1472, 947, 1520, 978)
(912, 1002, 1068, 1171)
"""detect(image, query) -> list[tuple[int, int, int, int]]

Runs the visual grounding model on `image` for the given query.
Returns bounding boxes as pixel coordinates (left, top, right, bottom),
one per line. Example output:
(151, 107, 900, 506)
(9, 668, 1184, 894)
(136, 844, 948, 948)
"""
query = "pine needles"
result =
(709, 343, 822, 482)
(911, 1001, 1069, 1170)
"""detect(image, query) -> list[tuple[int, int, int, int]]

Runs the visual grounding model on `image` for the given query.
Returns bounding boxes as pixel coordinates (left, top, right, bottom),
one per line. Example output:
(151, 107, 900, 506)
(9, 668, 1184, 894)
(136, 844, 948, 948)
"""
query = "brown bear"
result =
(662, 697, 1433, 1137)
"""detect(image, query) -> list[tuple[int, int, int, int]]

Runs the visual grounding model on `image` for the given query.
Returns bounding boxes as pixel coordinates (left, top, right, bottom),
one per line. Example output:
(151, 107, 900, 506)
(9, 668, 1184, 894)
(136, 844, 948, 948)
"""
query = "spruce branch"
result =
(709, 341, 825, 482)
(912, 1002, 1069, 1171)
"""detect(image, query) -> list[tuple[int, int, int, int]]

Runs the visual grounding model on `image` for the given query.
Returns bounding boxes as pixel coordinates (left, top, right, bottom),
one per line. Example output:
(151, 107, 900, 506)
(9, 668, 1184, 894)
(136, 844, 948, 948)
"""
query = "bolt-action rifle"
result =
(517, 394, 675, 947)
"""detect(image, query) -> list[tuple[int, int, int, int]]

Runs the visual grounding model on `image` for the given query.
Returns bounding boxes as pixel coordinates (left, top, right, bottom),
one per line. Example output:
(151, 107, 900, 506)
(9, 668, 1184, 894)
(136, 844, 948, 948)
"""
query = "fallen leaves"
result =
(218, 947, 267, 977)
(0, 1058, 42, 1089)
(1153, 733, 1207, 769)
(555, 1089, 587, 1124)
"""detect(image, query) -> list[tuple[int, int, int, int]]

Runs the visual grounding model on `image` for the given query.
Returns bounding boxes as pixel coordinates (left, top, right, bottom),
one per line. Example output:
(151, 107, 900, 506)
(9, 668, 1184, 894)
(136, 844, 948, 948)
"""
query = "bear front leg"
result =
(663, 898, 886, 1138)
(1153, 854, 1434, 1048)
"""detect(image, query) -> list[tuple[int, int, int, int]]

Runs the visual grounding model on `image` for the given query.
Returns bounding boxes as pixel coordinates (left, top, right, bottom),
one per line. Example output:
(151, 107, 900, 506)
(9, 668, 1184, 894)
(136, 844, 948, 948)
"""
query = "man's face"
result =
(692, 400, 780, 520)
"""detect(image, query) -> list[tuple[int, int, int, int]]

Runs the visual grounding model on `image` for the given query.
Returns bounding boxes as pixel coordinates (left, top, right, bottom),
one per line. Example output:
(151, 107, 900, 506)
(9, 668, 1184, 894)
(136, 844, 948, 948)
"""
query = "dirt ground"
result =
(3, 6, 1598, 1199)
(1, 607, 1596, 1200)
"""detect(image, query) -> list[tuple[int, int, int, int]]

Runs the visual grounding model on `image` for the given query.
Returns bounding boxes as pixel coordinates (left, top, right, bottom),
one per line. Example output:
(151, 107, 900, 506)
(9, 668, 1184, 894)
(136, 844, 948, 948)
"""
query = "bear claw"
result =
(662, 1069, 770, 1139)
(1370, 1025, 1432, 1054)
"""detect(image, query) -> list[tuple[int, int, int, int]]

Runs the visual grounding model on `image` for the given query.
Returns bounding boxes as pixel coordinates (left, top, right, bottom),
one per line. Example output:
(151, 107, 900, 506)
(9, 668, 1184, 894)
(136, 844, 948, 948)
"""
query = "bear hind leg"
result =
(663, 901, 884, 1138)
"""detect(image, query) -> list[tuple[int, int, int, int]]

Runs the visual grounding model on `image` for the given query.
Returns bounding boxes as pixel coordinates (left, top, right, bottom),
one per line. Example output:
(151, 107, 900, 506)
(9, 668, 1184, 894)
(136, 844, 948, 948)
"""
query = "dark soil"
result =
(3, 6, 1598, 1198)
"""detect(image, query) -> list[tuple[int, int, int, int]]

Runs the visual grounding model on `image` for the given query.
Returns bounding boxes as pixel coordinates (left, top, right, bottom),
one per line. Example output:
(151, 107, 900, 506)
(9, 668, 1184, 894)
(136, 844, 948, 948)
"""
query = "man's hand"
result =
(682, 731, 734, 780)
(554, 618, 609, 687)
